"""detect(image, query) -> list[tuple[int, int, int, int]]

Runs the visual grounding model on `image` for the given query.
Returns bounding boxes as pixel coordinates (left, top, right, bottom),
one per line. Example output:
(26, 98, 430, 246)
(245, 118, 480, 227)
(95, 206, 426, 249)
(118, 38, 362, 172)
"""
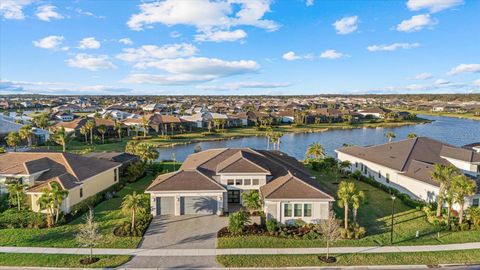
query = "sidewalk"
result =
(0, 242, 479, 257)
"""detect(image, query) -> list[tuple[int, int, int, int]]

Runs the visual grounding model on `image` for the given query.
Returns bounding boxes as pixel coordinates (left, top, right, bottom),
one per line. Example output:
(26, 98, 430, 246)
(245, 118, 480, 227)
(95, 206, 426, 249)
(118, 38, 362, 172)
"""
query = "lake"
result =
(157, 115, 480, 162)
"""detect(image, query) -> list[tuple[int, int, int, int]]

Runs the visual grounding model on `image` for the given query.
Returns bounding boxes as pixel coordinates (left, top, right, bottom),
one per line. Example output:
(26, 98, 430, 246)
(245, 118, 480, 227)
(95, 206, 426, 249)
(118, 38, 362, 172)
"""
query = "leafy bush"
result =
(114, 213, 153, 237)
(340, 225, 366, 239)
(0, 209, 46, 228)
(228, 211, 250, 235)
(0, 194, 8, 213)
(125, 161, 146, 183)
(266, 218, 278, 233)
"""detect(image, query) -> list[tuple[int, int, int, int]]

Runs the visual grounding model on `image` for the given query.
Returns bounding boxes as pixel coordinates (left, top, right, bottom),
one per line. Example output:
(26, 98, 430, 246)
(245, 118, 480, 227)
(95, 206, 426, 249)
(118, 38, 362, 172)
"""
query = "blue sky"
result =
(0, 0, 479, 95)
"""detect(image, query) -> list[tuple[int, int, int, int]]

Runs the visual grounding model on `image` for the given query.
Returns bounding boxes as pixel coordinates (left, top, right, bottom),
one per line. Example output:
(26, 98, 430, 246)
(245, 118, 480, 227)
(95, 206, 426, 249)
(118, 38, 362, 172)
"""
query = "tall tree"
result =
(7, 182, 27, 211)
(50, 182, 69, 224)
(80, 126, 89, 144)
(6, 131, 21, 152)
(451, 174, 476, 224)
(351, 190, 365, 225)
(53, 127, 72, 152)
(97, 125, 107, 144)
(431, 164, 459, 217)
(85, 119, 96, 144)
(121, 192, 147, 234)
(38, 188, 55, 227)
(114, 120, 122, 141)
(305, 142, 326, 161)
(141, 116, 149, 137)
(19, 124, 33, 147)
(337, 181, 359, 229)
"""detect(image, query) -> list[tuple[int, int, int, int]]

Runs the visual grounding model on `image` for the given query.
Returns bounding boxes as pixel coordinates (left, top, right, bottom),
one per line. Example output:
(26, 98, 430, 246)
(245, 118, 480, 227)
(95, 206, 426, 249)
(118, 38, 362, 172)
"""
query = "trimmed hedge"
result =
(0, 209, 46, 229)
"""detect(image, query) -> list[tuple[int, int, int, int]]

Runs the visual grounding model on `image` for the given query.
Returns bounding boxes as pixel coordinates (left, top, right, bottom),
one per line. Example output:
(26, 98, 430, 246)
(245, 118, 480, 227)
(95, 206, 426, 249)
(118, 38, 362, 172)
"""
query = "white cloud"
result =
(407, 0, 463, 13)
(199, 81, 290, 91)
(282, 51, 300, 61)
(122, 57, 259, 85)
(0, 0, 32, 20)
(116, 43, 198, 64)
(36, 5, 63, 21)
(435, 78, 450, 85)
(447, 64, 480, 75)
(333, 16, 358, 35)
(473, 79, 480, 86)
(195, 29, 247, 42)
(0, 79, 131, 95)
(396, 14, 437, 32)
(66, 54, 116, 71)
(126, 0, 279, 42)
(413, 73, 433, 80)
(33, 35, 67, 50)
(367, 42, 420, 52)
(320, 49, 344, 59)
(306, 0, 314, 6)
(75, 8, 104, 19)
(118, 38, 133, 45)
(78, 37, 101, 49)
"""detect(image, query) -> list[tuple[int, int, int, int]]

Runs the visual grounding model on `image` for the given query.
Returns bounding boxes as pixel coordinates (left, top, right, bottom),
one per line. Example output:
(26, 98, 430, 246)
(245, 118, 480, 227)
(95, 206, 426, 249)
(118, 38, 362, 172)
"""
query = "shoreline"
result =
(154, 119, 432, 149)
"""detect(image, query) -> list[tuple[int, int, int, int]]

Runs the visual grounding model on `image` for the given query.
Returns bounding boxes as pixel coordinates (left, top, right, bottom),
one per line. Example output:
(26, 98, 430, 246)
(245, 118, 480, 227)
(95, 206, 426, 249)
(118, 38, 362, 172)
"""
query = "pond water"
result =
(157, 115, 480, 161)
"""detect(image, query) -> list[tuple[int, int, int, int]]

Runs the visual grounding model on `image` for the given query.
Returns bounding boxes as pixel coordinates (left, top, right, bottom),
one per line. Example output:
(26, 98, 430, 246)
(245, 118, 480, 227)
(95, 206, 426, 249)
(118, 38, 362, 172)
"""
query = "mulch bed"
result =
(80, 257, 100, 265)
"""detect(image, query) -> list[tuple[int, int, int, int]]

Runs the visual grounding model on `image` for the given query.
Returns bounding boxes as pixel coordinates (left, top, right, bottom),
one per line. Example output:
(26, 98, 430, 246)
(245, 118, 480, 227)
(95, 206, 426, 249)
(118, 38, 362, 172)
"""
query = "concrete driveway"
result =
(138, 214, 228, 249)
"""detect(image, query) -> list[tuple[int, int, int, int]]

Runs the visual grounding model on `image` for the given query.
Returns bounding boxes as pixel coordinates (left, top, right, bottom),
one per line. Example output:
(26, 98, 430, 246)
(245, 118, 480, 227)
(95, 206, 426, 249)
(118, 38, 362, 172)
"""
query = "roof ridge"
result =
(60, 153, 79, 180)
(400, 137, 419, 172)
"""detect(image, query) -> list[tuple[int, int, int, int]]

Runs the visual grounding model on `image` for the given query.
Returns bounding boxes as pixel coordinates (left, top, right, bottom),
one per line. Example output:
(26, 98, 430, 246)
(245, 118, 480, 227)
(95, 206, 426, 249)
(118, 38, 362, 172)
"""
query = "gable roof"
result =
(216, 150, 271, 174)
(260, 173, 333, 200)
(147, 170, 225, 191)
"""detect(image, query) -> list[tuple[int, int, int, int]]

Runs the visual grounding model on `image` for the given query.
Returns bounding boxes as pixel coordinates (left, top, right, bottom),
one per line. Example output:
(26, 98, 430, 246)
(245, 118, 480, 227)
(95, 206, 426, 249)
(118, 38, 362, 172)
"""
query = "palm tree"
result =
(80, 126, 89, 144)
(19, 124, 33, 147)
(170, 123, 175, 136)
(38, 188, 55, 227)
(384, 132, 396, 142)
(125, 141, 159, 164)
(407, 133, 418, 139)
(305, 142, 326, 161)
(351, 190, 365, 225)
(451, 174, 476, 224)
(6, 131, 21, 151)
(241, 190, 261, 214)
(141, 116, 149, 137)
(467, 207, 480, 226)
(85, 119, 95, 144)
(121, 192, 147, 234)
(265, 127, 273, 150)
(337, 181, 356, 229)
(7, 182, 27, 211)
(431, 164, 459, 217)
(50, 182, 69, 224)
(97, 125, 107, 144)
(114, 120, 122, 141)
(270, 132, 283, 150)
(339, 160, 352, 175)
(53, 127, 72, 152)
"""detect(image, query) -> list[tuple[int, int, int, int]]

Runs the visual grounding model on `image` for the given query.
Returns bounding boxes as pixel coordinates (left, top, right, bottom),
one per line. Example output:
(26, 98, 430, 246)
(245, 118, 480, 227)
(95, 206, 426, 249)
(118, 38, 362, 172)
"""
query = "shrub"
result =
(294, 218, 307, 228)
(114, 213, 153, 237)
(0, 194, 8, 213)
(0, 209, 46, 229)
(266, 218, 278, 233)
(228, 211, 250, 235)
(67, 184, 120, 220)
(125, 161, 146, 183)
(132, 136, 153, 140)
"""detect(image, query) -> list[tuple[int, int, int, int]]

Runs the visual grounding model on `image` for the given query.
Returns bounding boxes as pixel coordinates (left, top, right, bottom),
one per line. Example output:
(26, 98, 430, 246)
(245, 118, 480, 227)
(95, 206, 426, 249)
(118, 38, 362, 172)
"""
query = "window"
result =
(244, 179, 251, 185)
(227, 179, 234, 185)
(473, 198, 479, 207)
(284, 204, 292, 217)
(355, 162, 358, 168)
(114, 169, 118, 182)
(304, 204, 312, 217)
(364, 166, 367, 174)
(252, 179, 259, 185)
(79, 188, 83, 198)
(378, 171, 381, 178)
(386, 173, 390, 183)
(294, 204, 302, 217)
(235, 179, 242, 185)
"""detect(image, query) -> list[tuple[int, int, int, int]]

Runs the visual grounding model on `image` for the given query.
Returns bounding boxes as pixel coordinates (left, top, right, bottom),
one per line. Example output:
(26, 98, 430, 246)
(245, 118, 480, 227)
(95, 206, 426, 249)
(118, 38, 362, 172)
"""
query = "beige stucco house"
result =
(336, 137, 480, 209)
(0, 152, 120, 213)
(145, 148, 334, 224)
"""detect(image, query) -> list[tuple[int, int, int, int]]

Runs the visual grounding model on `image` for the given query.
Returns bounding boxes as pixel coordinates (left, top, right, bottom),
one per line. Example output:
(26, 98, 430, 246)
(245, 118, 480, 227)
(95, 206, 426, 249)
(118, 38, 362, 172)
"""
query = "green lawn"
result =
(0, 162, 179, 248)
(0, 253, 131, 268)
(217, 249, 480, 267)
(217, 169, 480, 248)
(35, 118, 429, 154)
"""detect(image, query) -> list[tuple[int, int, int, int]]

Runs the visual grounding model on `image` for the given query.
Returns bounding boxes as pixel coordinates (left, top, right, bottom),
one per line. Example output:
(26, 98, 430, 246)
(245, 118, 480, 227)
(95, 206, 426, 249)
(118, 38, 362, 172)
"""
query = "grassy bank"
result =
(37, 118, 430, 154)
(0, 253, 130, 268)
(217, 168, 480, 248)
(401, 109, 479, 121)
(0, 162, 178, 248)
(217, 249, 480, 267)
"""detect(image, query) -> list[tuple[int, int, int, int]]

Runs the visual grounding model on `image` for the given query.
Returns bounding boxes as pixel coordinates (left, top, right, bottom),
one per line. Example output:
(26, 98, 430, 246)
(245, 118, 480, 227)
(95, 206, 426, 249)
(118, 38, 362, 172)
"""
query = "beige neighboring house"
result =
(0, 152, 121, 213)
(336, 137, 480, 209)
(145, 148, 334, 224)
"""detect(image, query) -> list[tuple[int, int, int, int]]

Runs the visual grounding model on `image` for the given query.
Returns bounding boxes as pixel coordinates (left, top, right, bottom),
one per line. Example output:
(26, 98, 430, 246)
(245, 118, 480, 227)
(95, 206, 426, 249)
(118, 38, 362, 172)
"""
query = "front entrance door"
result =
(228, 190, 240, 203)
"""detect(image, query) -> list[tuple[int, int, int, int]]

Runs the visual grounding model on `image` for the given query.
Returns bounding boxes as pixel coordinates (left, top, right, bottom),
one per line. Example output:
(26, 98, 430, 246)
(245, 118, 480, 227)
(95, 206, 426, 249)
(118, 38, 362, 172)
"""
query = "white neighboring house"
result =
(336, 137, 480, 209)
(89, 109, 137, 121)
(145, 148, 334, 224)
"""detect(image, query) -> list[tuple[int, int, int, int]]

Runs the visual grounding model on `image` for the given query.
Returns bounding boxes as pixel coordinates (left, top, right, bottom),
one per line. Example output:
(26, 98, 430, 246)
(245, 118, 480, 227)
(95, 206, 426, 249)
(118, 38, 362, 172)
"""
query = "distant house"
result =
(145, 148, 334, 224)
(54, 117, 120, 140)
(0, 115, 49, 144)
(53, 111, 74, 122)
(52, 104, 83, 113)
(358, 107, 390, 118)
(149, 114, 193, 134)
(85, 152, 140, 175)
(276, 110, 295, 123)
(0, 152, 120, 213)
(336, 137, 480, 208)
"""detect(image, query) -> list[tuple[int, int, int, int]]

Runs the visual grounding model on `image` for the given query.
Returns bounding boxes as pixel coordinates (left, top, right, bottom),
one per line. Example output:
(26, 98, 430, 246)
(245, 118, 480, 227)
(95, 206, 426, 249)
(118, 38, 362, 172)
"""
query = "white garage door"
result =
(156, 197, 175, 216)
(183, 196, 218, 215)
